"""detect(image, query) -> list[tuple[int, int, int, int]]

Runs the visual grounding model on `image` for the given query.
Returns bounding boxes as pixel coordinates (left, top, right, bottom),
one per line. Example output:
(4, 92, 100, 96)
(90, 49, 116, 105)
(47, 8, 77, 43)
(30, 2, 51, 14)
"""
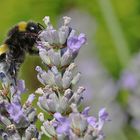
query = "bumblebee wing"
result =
(0, 44, 9, 55)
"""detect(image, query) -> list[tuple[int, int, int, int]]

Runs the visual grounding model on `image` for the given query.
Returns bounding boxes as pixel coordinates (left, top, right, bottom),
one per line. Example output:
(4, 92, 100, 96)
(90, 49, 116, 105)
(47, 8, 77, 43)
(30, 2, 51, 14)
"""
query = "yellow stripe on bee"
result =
(0, 44, 9, 55)
(18, 21, 27, 31)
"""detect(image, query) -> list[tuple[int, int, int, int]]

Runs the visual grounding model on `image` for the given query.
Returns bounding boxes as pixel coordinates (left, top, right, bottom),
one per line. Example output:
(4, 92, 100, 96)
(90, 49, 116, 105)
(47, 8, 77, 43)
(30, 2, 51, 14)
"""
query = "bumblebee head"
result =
(8, 21, 44, 37)
(26, 22, 44, 34)
(17, 21, 44, 35)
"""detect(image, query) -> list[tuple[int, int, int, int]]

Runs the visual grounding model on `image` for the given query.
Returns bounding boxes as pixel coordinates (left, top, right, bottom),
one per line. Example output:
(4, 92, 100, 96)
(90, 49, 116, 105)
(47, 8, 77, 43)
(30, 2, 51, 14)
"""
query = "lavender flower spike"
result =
(0, 79, 39, 140)
(36, 16, 109, 140)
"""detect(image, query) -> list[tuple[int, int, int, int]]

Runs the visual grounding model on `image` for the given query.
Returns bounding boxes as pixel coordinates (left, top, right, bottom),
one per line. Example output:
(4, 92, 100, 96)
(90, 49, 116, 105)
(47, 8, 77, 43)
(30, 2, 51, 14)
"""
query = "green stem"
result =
(97, 0, 130, 67)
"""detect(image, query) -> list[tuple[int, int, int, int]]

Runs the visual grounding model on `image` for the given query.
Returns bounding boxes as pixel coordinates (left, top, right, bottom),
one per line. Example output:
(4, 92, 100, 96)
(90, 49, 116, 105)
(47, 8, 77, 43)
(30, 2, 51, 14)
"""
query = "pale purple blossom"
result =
(54, 112, 70, 134)
(26, 94, 35, 104)
(67, 33, 86, 53)
(99, 108, 110, 122)
(87, 116, 97, 127)
(6, 102, 24, 123)
(98, 108, 110, 131)
(17, 80, 26, 94)
(121, 72, 137, 90)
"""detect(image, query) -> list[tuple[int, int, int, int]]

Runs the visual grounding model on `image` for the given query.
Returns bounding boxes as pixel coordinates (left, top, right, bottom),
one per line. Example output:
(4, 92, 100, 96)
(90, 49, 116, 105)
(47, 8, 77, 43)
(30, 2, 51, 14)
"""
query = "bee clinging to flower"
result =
(0, 21, 44, 94)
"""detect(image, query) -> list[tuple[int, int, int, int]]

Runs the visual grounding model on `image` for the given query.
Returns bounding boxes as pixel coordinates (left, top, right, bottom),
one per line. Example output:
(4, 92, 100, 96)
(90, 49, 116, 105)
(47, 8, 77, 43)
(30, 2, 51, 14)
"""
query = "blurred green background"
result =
(0, 0, 140, 139)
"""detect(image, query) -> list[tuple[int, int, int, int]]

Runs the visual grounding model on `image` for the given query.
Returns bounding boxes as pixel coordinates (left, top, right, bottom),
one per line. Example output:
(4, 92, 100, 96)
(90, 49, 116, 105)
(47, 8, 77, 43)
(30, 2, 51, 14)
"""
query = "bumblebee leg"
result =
(9, 62, 18, 86)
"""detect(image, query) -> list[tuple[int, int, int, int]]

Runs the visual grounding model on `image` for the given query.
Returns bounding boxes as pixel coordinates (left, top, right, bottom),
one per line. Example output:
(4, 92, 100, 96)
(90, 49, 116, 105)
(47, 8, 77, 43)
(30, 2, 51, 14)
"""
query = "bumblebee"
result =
(0, 21, 44, 93)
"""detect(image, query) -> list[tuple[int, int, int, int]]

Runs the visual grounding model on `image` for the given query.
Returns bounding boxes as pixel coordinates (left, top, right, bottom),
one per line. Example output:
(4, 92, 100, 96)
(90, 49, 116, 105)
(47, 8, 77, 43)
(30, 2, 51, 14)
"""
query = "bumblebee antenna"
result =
(37, 23, 45, 30)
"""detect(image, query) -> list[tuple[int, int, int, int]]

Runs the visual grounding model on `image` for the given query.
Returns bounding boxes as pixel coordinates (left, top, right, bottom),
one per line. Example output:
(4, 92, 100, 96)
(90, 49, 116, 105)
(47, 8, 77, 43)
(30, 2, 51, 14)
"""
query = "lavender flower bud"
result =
(39, 49, 51, 65)
(35, 88, 44, 95)
(63, 16, 71, 26)
(47, 49, 61, 66)
(26, 94, 35, 105)
(43, 121, 56, 137)
(25, 124, 38, 140)
(43, 16, 52, 28)
(8, 132, 21, 140)
(1, 132, 8, 140)
(61, 49, 73, 66)
(38, 112, 45, 122)
(58, 26, 69, 44)
(0, 115, 11, 126)
(71, 72, 81, 85)
(27, 108, 37, 123)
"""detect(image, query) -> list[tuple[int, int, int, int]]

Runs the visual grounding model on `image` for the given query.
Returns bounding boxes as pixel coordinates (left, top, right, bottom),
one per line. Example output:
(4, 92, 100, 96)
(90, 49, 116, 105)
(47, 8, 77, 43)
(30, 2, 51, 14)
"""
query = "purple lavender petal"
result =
(121, 72, 137, 90)
(54, 112, 66, 122)
(35, 66, 43, 73)
(56, 122, 70, 134)
(78, 33, 87, 44)
(54, 113, 70, 134)
(6, 102, 24, 123)
(82, 106, 90, 117)
(98, 108, 110, 131)
(36, 42, 45, 50)
(52, 121, 59, 127)
(17, 80, 26, 93)
(87, 116, 97, 128)
(26, 94, 35, 104)
(99, 108, 109, 122)
(67, 33, 86, 53)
